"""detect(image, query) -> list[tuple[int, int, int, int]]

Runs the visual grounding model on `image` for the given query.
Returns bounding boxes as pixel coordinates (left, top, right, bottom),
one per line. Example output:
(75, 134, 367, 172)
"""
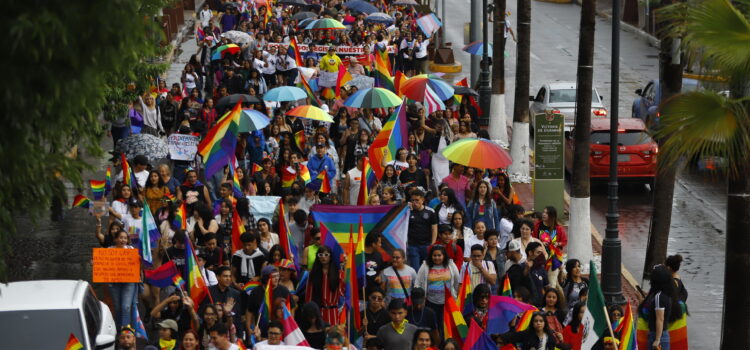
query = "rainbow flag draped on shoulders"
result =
(637, 301, 688, 350)
(368, 102, 408, 178)
(198, 102, 243, 178)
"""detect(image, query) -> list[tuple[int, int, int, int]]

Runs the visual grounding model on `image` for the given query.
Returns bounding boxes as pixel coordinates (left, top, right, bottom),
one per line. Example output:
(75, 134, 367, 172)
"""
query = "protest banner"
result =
(266, 42, 395, 55)
(92, 248, 141, 283)
(168, 134, 199, 161)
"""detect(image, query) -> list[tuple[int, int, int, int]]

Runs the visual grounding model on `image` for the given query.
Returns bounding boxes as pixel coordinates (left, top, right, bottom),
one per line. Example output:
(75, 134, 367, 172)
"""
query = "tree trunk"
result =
(722, 168, 750, 349)
(642, 3, 683, 281)
(507, 0, 531, 178)
(489, 0, 509, 143)
(568, 0, 596, 262)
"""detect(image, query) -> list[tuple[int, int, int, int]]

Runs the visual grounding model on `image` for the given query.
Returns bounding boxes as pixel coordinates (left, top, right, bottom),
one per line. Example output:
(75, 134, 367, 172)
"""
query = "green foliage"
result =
(685, 0, 750, 75)
(0, 0, 171, 281)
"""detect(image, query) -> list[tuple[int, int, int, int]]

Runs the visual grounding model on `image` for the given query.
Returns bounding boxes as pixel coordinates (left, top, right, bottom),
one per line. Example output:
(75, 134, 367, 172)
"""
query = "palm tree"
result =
(508, 0, 531, 178)
(568, 0, 596, 262)
(656, 0, 750, 347)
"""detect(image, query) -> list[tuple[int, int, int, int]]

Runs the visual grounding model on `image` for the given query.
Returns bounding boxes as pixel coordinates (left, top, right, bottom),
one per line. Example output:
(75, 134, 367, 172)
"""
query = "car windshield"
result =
(549, 89, 600, 103)
(591, 130, 653, 146)
(0, 309, 85, 348)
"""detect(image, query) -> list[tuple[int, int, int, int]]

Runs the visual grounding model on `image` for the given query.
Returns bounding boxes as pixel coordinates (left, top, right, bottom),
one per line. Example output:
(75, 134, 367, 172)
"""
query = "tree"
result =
(489, 0, 509, 144)
(568, 0, 596, 262)
(655, 0, 750, 346)
(0, 0, 169, 281)
(642, 0, 685, 281)
(507, 0, 531, 179)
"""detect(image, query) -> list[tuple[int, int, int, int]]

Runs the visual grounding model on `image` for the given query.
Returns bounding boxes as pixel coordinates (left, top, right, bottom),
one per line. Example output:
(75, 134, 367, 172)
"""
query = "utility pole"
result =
(478, 0, 492, 128)
(471, 0, 481, 85)
(508, 0, 531, 179)
(489, 0, 509, 142)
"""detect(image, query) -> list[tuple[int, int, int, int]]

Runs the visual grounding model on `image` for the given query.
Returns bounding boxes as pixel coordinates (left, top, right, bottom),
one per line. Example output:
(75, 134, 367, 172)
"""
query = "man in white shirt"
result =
(199, 3, 212, 28)
(210, 323, 241, 350)
(262, 46, 279, 87)
(253, 321, 286, 350)
(132, 155, 150, 188)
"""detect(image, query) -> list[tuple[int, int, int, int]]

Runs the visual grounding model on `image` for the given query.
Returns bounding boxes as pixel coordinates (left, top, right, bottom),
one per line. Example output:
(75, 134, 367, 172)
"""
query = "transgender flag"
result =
(281, 303, 310, 346)
(424, 85, 446, 114)
(416, 13, 443, 38)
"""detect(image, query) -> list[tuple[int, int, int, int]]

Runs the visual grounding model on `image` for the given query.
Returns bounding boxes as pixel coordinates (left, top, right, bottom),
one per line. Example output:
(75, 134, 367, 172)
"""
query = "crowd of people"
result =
(101, 0, 689, 349)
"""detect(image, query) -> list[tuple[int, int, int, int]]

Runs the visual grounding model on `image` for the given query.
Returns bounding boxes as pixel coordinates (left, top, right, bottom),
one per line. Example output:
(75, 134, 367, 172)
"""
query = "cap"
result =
(507, 240, 521, 252)
(261, 265, 278, 278)
(156, 319, 179, 333)
(275, 259, 295, 270)
(438, 224, 452, 234)
(602, 337, 620, 345)
(133, 154, 149, 166)
(411, 287, 426, 303)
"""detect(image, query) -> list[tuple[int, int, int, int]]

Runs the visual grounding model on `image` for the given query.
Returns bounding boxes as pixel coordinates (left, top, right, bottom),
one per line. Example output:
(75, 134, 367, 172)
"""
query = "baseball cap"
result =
(411, 287, 426, 304)
(157, 319, 179, 333)
(507, 240, 521, 252)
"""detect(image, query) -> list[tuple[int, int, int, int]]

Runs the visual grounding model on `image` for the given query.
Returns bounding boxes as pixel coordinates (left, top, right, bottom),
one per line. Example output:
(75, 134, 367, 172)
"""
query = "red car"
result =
(565, 118, 658, 185)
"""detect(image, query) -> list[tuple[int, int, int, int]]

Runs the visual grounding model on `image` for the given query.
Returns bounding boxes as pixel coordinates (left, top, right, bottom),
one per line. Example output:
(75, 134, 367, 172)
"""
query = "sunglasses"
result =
(317, 252, 331, 258)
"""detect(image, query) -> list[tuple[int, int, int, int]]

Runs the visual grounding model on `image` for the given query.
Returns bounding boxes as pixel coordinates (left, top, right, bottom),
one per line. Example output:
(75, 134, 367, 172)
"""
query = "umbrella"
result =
(463, 41, 493, 57)
(216, 94, 263, 111)
(306, 3, 323, 11)
(305, 18, 347, 30)
(344, 87, 403, 109)
(364, 12, 394, 24)
(393, 0, 419, 5)
(222, 31, 253, 45)
(238, 109, 271, 132)
(286, 105, 335, 123)
(263, 86, 308, 102)
(279, 0, 308, 6)
(211, 44, 242, 60)
(453, 86, 479, 96)
(297, 17, 316, 29)
(292, 11, 317, 21)
(115, 134, 169, 164)
(441, 138, 513, 169)
(400, 74, 455, 101)
(343, 0, 379, 14)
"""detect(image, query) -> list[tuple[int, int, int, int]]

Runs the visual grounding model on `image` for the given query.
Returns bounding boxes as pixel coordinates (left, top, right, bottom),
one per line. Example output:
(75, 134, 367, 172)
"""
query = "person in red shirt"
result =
(429, 224, 463, 268)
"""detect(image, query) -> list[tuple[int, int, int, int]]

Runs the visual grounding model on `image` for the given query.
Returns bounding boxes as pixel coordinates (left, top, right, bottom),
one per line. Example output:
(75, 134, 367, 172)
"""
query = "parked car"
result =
(632, 77, 728, 128)
(530, 82, 608, 132)
(0, 280, 117, 350)
(565, 118, 657, 186)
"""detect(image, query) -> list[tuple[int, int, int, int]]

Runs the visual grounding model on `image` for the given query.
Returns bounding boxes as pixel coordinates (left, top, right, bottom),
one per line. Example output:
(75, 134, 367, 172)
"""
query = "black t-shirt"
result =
(399, 169, 427, 190)
(645, 291, 672, 331)
(365, 251, 386, 294)
(407, 305, 439, 330)
(204, 247, 228, 270)
(164, 247, 187, 275)
(231, 248, 268, 284)
(408, 207, 437, 246)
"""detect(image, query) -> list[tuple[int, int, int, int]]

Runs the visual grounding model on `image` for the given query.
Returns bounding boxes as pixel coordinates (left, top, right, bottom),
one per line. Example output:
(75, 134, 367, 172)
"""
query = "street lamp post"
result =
(478, 0, 492, 128)
(602, 0, 626, 306)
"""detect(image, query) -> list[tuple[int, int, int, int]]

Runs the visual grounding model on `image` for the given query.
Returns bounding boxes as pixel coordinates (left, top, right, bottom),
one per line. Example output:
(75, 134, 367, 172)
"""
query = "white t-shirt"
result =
(415, 39, 430, 59)
(199, 9, 212, 27)
(134, 170, 150, 188)
(463, 234, 485, 258)
(346, 167, 362, 205)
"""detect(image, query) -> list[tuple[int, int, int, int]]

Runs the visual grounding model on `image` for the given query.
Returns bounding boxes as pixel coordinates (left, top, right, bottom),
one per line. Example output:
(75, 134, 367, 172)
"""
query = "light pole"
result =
(478, 0, 492, 128)
(602, 0, 625, 306)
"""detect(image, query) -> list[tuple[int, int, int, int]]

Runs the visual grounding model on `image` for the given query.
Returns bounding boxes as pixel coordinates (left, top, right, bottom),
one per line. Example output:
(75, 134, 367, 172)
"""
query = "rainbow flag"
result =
(197, 101, 243, 179)
(185, 236, 208, 310)
(105, 167, 112, 195)
(281, 166, 297, 188)
(464, 319, 497, 350)
(90, 180, 106, 200)
(444, 285, 469, 346)
(65, 333, 84, 350)
(288, 37, 304, 66)
(121, 153, 138, 188)
(394, 70, 406, 97)
(252, 163, 263, 174)
(321, 87, 336, 100)
(457, 268, 473, 314)
(501, 274, 513, 297)
(231, 207, 245, 253)
(335, 64, 353, 98)
(344, 224, 364, 331)
(278, 201, 300, 271)
(637, 301, 688, 350)
(263, 4, 273, 27)
(243, 281, 262, 294)
(514, 310, 534, 331)
(368, 102, 408, 178)
(317, 169, 331, 193)
(356, 157, 371, 205)
(230, 161, 243, 198)
(487, 296, 538, 335)
(320, 222, 346, 268)
(546, 244, 564, 271)
(616, 300, 636, 350)
(173, 201, 187, 230)
(71, 195, 90, 209)
(312, 204, 395, 251)
(262, 276, 273, 320)
(373, 48, 394, 91)
(144, 261, 179, 287)
(294, 130, 306, 152)
(297, 70, 321, 107)
(237, 339, 248, 350)
(172, 274, 186, 291)
(298, 163, 311, 185)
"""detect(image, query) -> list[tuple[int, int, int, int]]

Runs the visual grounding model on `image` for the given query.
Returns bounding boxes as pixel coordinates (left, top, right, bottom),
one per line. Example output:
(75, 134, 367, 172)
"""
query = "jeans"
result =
(407, 245, 429, 269)
(648, 330, 671, 350)
(109, 283, 137, 330)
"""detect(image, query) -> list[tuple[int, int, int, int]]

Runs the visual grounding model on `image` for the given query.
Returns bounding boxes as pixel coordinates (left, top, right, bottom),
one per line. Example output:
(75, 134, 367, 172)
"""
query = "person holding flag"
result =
(498, 312, 570, 349)
(306, 143, 336, 192)
(304, 245, 344, 325)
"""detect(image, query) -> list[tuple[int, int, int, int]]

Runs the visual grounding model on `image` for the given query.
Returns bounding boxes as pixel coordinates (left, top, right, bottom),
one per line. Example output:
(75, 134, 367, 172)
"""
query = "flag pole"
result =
(602, 306, 615, 339)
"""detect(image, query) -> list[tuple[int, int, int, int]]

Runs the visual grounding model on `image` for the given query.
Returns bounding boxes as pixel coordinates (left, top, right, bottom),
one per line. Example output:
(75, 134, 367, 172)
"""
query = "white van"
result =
(0, 280, 117, 350)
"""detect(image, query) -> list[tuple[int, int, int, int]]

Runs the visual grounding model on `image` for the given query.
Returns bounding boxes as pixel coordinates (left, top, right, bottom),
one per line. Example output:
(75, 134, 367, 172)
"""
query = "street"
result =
(443, 0, 726, 348)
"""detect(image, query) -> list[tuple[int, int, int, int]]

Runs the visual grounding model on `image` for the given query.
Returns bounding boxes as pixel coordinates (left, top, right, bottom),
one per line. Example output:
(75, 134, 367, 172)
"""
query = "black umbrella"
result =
(279, 0, 308, 6)
(216, 94, 263, 112)
(292, 11, 317, 21)
(453, 86, 479, 97)
(306, 3, 323, 11)
(343, 0, 378, 14)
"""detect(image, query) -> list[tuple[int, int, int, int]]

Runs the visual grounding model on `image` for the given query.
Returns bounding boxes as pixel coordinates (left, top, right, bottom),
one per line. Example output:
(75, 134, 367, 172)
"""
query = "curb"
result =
(429, 61, 463, 73)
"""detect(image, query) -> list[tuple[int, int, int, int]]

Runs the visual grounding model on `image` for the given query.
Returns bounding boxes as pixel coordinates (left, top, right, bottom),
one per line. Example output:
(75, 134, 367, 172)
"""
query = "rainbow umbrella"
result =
(441, 138, 513, 169)
(400, 74, 455, 101)
(305, 18, 347, 30)
(286, 105, 335, 123)
(211, 44, 241, 60)
(463, 41, 493, 57)
(344, 87, 403, 109)
(239, 109, 271, 132)
(263, 86, 308, 102)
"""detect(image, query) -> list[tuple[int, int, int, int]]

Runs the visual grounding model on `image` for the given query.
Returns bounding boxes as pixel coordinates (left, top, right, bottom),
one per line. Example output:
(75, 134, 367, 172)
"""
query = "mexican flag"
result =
(581, 261, 608, 349)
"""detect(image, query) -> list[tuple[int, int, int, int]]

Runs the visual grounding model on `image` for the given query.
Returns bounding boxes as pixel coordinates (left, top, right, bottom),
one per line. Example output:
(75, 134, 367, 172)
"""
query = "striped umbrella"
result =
(441, 138, 513, 169)
(463, 41, 493, 57)
(305, 18, 346, 30)
(344, 88, 403, 109)
(399, 74, 455, 101)
(286, 105, 335, 123)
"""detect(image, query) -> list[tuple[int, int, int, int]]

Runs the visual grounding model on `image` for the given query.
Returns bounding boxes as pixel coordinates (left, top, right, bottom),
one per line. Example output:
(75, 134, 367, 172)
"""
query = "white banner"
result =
(167, 134, 199, 161)
(266, 42, 395, 55)
(248, 195, 281, 222)
(318, 71, 338, 87)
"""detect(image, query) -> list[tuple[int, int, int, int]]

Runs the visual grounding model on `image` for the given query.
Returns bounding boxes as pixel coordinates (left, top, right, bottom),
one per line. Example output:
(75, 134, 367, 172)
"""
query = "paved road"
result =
(443, 0, 725, 348)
